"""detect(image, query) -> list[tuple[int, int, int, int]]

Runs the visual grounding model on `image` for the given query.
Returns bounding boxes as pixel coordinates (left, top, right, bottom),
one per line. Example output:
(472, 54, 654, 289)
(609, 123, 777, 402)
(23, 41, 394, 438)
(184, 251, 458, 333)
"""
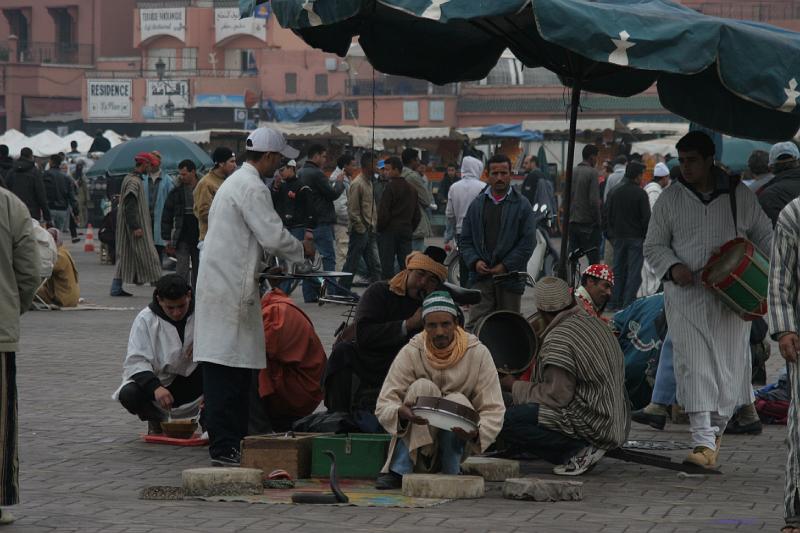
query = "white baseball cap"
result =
(246, 127, 299, 158)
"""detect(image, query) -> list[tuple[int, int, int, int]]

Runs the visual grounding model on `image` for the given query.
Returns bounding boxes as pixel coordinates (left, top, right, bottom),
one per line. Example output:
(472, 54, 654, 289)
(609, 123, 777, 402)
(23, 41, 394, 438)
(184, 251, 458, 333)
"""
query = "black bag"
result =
(291, 411, 359, 434)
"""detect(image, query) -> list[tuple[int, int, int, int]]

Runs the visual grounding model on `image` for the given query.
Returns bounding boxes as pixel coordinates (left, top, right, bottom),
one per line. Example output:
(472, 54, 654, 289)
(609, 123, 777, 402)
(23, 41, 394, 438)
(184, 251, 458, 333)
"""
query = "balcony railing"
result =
(682, 1, 800, 20)
(346, 77, 458, 97)
(11, 42, 94, 65)
(85, 68, 259, 79)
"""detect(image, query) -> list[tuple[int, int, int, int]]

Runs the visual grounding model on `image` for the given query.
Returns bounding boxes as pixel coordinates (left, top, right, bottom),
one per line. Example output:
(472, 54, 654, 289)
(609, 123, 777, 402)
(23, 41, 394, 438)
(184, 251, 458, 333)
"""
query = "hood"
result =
(148, 297, 194, 329)
(460, 156, 484, 180)
(407, 329, 481, 350)
(13, 159, 35, 172)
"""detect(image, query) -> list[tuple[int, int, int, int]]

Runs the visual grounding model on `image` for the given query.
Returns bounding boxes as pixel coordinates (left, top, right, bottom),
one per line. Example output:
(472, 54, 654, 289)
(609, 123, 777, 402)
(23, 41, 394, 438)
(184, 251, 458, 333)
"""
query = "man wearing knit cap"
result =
(499, 277, 627, 476)
(575, 263, 614, 320)
(325, 248, 448, 422)
(110, 152, 162, 297)
(374, 290, 505, 489)
(194, 146, 237, 243)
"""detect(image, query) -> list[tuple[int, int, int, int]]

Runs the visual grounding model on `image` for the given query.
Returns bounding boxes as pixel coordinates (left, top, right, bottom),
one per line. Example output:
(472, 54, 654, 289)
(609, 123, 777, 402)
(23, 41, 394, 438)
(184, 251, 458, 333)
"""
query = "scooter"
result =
(526, 203, 560, 281)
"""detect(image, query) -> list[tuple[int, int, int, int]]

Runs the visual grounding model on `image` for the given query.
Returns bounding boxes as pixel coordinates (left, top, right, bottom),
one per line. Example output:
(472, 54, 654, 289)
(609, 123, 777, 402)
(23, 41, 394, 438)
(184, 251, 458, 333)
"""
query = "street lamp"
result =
(164, 98, 175, 117)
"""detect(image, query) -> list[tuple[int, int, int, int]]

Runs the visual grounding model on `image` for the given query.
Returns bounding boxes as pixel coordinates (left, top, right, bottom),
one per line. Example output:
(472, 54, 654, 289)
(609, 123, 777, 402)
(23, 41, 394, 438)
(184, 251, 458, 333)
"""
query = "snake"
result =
(290, 450, 349, 504)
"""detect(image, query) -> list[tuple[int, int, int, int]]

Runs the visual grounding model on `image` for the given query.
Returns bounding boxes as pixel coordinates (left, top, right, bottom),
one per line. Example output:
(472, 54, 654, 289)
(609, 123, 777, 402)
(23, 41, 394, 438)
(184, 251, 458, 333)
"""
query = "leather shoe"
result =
(725, 418, 763, 435)
(631, 408, 666, 430)
(375, 472, 402, 490)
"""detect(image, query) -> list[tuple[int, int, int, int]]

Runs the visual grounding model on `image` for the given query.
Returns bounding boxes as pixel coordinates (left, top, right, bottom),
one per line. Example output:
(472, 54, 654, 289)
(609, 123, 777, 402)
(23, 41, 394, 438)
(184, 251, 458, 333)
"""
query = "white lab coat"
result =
(194, 162, 304, 369)
(112, 307, 196, 399)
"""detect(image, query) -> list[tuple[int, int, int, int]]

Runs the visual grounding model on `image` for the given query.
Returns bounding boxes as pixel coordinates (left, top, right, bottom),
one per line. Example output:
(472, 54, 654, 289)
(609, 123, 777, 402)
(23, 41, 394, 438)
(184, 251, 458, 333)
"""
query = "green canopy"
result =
(86, 135, 213, 178)
(248, 0, 800, 141)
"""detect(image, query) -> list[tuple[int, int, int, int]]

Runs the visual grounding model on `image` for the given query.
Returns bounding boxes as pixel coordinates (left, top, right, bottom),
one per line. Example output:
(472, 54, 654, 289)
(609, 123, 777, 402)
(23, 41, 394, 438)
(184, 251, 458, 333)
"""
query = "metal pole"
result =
(556, 80, 582, 282)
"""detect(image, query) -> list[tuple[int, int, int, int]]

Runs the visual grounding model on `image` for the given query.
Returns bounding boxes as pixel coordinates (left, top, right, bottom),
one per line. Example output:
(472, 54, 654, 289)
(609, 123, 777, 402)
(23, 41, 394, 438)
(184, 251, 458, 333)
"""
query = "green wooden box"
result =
(311, 433, 392, 479)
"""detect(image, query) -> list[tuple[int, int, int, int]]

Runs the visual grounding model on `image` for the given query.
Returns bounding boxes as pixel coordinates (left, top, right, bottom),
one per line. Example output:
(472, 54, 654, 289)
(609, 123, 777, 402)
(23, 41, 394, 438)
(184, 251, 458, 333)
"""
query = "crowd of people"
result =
(4, 124, 800, 531)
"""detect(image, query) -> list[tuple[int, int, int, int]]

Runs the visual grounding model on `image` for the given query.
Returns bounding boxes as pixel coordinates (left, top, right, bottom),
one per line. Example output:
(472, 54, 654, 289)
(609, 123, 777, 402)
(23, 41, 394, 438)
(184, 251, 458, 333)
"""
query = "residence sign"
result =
(87, 80, 132, 120)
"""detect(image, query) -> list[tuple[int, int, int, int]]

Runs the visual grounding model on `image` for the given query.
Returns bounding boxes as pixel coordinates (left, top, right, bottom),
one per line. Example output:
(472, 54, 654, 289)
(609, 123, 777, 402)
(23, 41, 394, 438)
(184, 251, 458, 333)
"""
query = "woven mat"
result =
(623, 440, 692, 451)
(194, 479, 449, 508)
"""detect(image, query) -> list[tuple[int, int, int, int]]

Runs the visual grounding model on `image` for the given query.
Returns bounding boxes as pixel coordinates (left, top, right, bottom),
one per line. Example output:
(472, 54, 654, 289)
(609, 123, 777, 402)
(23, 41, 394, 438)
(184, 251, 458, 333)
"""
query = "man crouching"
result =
(112, 274, 202, 434)
(374, 291, 505, 489)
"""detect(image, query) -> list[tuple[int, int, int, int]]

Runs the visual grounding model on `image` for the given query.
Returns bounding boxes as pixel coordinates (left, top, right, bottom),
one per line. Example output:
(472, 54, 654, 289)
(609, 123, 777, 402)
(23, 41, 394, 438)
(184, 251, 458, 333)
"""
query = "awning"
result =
(627, 121, 690, 136)
(521, 118, 630, 135)
(457, 123, 542, 142)
(259, 122, 350, 140)
(140, 129, 248, 144)
(339, 126, 465, 149)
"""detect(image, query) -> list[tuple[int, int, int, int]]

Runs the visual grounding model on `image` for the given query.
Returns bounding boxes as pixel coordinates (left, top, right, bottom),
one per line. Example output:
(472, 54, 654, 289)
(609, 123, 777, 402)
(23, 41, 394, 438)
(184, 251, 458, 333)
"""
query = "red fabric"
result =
(754, 398, 789, 425)
(142, 434, 208, 446)
(257, 290, 326, 418)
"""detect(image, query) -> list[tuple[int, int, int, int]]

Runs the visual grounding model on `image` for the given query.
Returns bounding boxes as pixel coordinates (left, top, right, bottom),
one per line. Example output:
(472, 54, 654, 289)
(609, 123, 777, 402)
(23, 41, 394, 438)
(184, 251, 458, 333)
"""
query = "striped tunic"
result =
(644, 177, 772, 416)
(115, 173, 161, 284)
(536, 309, 628, 450)
(766, 198, 800, 526)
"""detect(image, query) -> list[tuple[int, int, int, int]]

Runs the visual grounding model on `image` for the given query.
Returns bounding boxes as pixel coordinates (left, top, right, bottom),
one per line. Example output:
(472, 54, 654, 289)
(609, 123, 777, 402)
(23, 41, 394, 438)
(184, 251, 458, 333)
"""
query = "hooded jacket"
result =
(5, 159, 51, 221)
(758, 165, 800, 227)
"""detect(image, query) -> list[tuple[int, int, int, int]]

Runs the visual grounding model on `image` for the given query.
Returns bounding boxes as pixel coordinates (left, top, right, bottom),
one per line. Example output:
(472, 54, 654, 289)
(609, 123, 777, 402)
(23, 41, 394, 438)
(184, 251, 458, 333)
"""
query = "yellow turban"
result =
(388, 251, 447, 296)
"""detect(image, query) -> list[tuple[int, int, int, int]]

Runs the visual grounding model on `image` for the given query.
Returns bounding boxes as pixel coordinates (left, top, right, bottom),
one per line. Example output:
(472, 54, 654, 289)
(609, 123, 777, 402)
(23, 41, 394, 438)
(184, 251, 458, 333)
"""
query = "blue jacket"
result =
(459, 187, 535, 294)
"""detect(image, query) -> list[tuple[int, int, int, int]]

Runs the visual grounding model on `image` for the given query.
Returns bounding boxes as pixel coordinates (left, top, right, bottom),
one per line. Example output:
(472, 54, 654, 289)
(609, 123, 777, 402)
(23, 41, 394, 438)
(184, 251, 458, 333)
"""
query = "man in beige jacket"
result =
(340, 152, 382, 290)
(374, 291, 505, 489)
(0, 187, 40, 524)
(193, 147, 236, 243)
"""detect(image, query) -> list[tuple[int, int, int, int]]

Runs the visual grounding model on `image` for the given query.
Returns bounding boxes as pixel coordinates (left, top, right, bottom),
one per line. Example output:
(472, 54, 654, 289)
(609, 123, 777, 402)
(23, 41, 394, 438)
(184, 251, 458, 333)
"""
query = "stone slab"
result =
(461, 457, 520, 481)
(182, 467, 263, 497)
(502, 477, 583, 502)
(402, 474, 484, 499)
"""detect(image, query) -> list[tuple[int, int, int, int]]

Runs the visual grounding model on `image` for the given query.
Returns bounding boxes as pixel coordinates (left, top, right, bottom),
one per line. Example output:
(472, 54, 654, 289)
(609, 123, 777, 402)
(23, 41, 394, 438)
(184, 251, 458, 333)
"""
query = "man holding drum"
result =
(374, 291, 505, 490)
(644, 131, 772, 470)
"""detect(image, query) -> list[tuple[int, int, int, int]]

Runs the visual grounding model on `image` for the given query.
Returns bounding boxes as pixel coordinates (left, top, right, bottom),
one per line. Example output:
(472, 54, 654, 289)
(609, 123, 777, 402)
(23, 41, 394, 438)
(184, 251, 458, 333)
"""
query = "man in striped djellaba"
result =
(644, 131, 772, 469)
(767, 195, 800, 533)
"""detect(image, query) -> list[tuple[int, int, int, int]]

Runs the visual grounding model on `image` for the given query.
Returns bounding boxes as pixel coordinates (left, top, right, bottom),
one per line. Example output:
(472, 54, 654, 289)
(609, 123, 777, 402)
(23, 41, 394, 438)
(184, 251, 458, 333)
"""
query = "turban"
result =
(388, 251, 447, 296)
(134, 152, 157, 166)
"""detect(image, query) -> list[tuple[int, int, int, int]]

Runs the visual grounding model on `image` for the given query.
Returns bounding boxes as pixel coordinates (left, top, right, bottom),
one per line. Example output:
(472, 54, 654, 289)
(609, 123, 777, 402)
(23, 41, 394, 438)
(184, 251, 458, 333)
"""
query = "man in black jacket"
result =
(605, 161, 650, 310)
(298, 144, 344, 302)
(88, 130, 111, 153)
(162, 160, 200, 289)
(758, 141, 800, 227)
(42, 154, 75, 233)
(5, 148, 51, 223)
(0, 145, 13, 186)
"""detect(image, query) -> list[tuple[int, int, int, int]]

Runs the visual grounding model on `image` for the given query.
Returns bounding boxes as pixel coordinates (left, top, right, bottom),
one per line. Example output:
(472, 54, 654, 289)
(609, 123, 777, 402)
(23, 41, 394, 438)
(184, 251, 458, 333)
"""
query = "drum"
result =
(701, 237, 769, 321)
(411, 396, 480, 433)
(474, 310, 537, 375)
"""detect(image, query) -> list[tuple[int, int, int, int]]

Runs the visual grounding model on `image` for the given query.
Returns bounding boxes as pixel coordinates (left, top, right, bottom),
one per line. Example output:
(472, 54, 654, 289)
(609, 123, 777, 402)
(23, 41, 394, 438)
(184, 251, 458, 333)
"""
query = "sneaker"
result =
(553, 446, 606, 476)
(110, 289, 133, 297)
(724, 418, 763, 435)
(683, 446, 717, 469)
(211, 448, 241, 467)
(375, 472, 402, 490)
(0, 508, 15, 525)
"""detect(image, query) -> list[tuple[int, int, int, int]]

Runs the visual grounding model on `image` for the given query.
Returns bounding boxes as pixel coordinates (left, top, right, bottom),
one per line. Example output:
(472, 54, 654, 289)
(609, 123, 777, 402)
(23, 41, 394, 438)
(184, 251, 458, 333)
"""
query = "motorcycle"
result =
(526, 203, 559, 281)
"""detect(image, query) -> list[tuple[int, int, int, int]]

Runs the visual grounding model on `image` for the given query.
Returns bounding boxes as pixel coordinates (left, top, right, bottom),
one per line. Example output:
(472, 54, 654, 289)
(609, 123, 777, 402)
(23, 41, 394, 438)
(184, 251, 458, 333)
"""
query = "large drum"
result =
(701, 237, 769, 321)
(474, 310, 537, 375)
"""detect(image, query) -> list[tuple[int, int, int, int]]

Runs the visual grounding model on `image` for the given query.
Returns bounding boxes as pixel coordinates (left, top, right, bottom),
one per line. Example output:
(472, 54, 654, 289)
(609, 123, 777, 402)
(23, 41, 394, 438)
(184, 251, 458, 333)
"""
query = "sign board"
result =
(140, 8, 186, 42)
(87, 79, 132, 120)
(215, 7, 267, 43)
(234, 108, 248, 122)
(145, 79, 190, 122)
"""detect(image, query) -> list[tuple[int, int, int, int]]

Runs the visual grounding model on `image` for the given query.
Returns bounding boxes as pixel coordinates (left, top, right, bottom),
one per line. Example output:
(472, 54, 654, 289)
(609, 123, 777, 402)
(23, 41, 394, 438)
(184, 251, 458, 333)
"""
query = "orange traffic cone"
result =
(84, 223, 96, 253)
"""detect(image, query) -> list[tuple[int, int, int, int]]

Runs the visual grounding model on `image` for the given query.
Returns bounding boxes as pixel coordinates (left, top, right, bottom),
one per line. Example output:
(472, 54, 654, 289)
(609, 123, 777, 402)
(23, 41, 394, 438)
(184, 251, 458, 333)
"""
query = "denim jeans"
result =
(340, 230, 381, 290)
(389, 431, 464, 475)
(651, 335, 677, 405)
(51, 209, 69, 233)
(611, 238, 644, 309)
(301, 224, 336, 302)
(110, 278, 124, 295)
(498, 403, 587, 464)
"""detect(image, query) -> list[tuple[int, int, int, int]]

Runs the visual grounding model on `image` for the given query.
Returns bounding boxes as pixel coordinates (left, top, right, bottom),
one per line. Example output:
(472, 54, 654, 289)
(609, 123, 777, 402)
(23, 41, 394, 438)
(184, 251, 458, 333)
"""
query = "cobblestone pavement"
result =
(6, 242, 787, 532)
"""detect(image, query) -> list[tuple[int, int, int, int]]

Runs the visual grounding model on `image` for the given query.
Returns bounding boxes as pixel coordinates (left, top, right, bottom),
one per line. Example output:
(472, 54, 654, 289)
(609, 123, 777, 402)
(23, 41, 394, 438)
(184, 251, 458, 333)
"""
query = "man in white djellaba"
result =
(643, 131, 772, 470)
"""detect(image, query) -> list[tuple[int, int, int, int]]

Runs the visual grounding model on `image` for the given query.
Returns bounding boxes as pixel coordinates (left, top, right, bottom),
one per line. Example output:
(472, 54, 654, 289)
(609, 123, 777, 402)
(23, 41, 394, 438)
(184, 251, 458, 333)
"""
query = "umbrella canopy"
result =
(86, 135, 213, 178)
(257, 0, 800, 141)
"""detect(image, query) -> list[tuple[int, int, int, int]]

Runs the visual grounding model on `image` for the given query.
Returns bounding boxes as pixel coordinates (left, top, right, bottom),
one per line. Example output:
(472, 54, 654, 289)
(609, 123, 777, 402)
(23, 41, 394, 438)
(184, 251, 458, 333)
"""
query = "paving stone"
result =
(502, 477, 583, 502)
(461, 457, 520, 481)
(402, 474, 484, 499)
(182, 468, 263, 497)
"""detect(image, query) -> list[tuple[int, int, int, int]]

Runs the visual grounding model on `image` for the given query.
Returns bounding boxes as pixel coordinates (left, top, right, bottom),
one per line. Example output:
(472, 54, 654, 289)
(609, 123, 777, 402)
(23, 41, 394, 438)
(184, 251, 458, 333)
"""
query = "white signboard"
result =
(140, 8, 186, 42)
(144, 79, 190, 122)
(87, 79, 132, 120)
(214, 7, 266, 43)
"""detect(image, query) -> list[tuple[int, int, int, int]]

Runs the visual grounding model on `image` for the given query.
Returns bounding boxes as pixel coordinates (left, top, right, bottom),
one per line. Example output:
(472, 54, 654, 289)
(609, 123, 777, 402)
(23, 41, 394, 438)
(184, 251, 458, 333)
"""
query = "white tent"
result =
(0, 129, 124, 158)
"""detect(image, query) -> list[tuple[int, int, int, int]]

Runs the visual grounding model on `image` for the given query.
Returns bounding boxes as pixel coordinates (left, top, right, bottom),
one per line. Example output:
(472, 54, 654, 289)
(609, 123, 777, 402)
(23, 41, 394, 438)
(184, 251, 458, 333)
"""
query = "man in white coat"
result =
(638, 162, 671, 297)
(194, 127, 313, 466)
(644, 131, 772, 469)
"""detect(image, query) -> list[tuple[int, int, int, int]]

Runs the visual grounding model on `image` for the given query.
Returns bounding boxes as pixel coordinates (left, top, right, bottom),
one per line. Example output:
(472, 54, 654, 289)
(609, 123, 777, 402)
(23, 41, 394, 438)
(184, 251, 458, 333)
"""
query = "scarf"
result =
(423, 326, 469, 370)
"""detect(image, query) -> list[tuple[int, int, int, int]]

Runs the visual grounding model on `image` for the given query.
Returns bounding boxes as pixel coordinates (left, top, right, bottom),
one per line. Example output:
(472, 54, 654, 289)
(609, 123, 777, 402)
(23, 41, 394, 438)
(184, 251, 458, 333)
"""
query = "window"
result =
(429, 100, 445, 121)
(285, 72, 297, 94)
(403, 101, 419, 121)
(344, 100, 359, 120)
(315, 74, 328, 96)
(224, 48, 257, 75)
(181, 47, 197, 71)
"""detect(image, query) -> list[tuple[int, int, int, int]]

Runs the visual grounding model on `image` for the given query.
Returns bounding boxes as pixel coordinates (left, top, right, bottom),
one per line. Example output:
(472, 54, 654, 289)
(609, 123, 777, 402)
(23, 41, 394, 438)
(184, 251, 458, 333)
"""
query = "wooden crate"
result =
(240, 433, 329, 480)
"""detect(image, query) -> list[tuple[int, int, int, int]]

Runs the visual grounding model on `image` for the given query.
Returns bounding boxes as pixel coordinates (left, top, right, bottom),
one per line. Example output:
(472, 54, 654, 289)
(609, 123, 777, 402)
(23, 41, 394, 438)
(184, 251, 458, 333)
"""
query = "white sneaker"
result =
(0, 508, 16, 525)
(553, 446, 606, 476)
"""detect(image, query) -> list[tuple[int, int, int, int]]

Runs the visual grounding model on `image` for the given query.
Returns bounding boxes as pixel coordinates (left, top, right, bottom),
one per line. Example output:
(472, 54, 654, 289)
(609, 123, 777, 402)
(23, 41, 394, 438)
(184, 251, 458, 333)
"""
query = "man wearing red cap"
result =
(575, 264, 614, 321)
(110, 153, 161, 297)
